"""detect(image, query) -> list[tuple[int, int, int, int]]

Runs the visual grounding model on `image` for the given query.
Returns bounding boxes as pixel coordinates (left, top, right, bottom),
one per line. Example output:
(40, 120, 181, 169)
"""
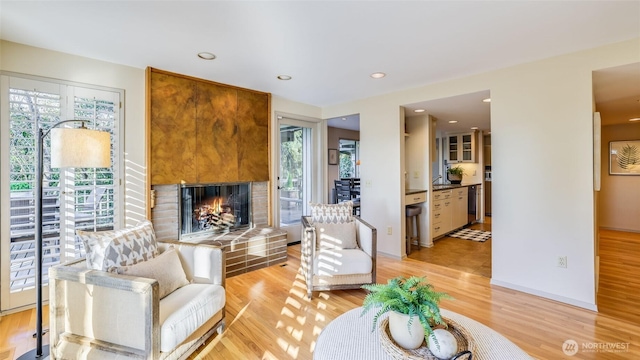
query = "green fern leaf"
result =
(617, 143, 640, 170)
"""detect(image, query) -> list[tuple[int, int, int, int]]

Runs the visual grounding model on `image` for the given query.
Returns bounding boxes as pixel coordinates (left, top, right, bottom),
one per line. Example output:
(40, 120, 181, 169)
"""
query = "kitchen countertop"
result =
(406, 188, 428, 195)
(432, 183, 481, 190)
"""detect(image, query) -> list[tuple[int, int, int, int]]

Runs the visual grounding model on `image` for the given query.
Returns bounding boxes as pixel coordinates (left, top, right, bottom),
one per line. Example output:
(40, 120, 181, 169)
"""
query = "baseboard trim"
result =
(490, 279, 598, 312)
(599, 226, 640, 234)
(378, 250, 403, 260)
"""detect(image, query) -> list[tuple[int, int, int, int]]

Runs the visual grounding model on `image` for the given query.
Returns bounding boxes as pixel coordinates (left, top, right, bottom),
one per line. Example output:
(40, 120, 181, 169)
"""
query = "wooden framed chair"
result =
(301, 201, 376, 299)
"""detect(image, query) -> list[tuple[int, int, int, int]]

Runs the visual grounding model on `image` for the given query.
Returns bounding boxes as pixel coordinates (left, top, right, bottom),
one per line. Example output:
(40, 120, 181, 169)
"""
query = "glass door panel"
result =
(278, 121, 313, 244)
(1, 76, 121, 311)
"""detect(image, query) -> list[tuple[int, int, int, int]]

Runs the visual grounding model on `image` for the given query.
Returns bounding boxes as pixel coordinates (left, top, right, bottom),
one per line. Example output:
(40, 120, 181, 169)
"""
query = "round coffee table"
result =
(314, 307, 532, 359)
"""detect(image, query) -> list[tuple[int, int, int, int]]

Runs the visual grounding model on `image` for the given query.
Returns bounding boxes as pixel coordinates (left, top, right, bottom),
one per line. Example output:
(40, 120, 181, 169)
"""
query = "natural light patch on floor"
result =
(265, 267, 330, 359)
(276, 336, 300, 357)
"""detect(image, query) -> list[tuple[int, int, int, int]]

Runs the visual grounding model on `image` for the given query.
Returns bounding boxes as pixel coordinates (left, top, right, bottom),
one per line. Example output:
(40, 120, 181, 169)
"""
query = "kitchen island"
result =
(432, 183, 481, 239)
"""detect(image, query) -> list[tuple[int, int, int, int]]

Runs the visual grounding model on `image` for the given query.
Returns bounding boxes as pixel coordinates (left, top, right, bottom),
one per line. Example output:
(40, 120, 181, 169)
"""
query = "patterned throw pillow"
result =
(77, 220, 159, 271)
(309, 201, 353, 224)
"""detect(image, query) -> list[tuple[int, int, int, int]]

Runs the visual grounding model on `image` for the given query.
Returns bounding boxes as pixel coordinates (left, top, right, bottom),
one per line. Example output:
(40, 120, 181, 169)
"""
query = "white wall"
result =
(405, 115, 430, 248)
(0, 42, 326, 231)
(3, 37, 639, 309)
(323, 38, 640, 309)
(0, 40, 147, 226)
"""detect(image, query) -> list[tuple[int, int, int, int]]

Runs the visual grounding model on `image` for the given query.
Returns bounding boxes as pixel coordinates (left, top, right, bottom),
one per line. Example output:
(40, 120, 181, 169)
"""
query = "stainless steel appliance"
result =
(468, 185, 481, 224)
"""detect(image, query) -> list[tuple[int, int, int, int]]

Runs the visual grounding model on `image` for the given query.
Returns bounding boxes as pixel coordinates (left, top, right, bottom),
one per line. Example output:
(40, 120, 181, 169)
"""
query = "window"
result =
(1, 74, 123, 311)
(338, 139, 360, 178)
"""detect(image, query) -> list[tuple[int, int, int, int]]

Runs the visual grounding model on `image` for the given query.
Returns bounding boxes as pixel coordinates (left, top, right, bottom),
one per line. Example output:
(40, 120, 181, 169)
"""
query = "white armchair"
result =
(301, 202, 376, 299)
(49, 240, 226, 360)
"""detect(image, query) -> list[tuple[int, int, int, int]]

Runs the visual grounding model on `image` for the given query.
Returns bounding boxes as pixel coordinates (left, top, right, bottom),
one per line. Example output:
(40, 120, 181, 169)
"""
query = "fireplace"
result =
(180, 183, 251, 239)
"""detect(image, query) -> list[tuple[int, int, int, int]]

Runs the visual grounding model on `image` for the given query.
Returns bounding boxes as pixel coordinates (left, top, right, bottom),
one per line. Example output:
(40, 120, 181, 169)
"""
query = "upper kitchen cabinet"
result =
(447, 132, 476, 163)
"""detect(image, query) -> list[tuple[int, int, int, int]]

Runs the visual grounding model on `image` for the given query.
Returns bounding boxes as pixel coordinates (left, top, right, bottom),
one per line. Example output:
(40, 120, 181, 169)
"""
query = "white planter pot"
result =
(388, 311, 425, 349)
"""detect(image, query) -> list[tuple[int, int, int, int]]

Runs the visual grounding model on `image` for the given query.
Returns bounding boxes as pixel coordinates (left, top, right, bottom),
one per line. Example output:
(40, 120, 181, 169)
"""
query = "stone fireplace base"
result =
(180, 225, 287, 277)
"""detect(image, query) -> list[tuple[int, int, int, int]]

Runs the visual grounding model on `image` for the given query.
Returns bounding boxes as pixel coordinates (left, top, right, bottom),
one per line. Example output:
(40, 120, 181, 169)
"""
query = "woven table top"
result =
(314, 307, 532, 360)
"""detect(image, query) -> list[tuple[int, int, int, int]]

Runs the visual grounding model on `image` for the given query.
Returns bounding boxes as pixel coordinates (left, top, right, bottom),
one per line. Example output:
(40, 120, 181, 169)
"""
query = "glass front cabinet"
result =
(447, 132, 476, 163)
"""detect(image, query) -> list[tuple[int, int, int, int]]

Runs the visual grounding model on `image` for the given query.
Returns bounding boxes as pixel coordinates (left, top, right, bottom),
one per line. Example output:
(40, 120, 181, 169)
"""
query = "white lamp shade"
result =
(51, 128, 111, 168)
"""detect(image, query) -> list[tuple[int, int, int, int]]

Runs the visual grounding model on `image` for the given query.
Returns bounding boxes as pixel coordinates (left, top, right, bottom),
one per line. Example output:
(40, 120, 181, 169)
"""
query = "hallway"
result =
(597, 229, 640, 325)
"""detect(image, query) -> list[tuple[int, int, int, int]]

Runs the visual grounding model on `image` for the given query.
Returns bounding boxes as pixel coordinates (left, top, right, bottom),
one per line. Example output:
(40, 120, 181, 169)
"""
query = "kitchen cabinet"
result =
(432, 186, 471, 239)
(452, 187, 468, 229)
(432, 190, 452, 238)
(485, 181, 492, 216)
(447, 132, 476, 163)
(405, 190, 427, 205)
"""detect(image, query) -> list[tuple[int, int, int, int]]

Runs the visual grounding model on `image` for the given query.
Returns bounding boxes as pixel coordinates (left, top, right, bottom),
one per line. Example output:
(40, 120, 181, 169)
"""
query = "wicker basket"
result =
(379, 317, 474, 360)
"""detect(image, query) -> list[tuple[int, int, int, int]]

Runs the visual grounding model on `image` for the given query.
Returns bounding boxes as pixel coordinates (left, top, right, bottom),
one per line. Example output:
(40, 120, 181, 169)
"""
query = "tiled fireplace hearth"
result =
(151, 182, 287, 277)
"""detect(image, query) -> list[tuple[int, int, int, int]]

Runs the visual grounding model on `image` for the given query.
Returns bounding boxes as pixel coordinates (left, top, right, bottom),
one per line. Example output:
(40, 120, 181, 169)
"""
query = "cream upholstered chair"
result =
(49, 221, 226, 360)
(301, 201, 376, 299)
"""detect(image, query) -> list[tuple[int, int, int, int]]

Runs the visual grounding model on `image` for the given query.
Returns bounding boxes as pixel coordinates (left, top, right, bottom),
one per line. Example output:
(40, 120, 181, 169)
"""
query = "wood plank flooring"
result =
(2, 230, 640, 359)
(597, 229, 640, 326)
(408, 218, 492, 278)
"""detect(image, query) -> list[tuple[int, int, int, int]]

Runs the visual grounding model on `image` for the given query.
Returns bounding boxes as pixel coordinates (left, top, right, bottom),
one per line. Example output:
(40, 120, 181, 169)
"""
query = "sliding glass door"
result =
(278, 118, 316, 244)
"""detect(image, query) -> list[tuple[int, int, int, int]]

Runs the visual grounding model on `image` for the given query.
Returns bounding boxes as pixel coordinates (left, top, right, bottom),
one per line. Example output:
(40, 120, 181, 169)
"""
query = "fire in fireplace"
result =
(180, 183, 251, 239)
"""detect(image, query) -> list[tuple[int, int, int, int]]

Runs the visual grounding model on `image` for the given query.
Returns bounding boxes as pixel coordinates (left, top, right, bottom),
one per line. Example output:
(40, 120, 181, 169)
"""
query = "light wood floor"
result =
(408, 218, 492, 278)
(597, 229, 640, 326)
(2, 232, 640, 359)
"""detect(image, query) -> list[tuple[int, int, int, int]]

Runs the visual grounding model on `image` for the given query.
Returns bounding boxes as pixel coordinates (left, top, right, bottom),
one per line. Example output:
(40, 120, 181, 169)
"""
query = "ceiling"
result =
(404, 90, 491, 133)
(2, 1, 639, 110)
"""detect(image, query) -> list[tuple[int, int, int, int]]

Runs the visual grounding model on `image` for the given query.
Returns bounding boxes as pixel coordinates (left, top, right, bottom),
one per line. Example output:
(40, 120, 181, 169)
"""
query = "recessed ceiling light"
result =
(448, 120, 458, 124)
(414, 109, 425, 113)
(370, 72, 386, 79)
(471, 127, 479, 130)
(342, 117, 347, 121)
(277, 75, 292, 80)
(197, 52, 216, 60)
(630, 117, 640, 122)
(482, 98, 491, 103)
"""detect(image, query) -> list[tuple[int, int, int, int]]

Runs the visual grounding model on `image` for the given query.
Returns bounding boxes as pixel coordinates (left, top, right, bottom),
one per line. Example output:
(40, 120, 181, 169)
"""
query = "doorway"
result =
(277, 118, 316, 244)
(403, 90, 492, 278)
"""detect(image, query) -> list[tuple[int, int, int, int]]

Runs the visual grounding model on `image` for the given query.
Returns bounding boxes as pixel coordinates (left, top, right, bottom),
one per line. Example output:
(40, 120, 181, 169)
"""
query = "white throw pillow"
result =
(309, 201, 353, 224)
(112, 247, 190, 299)
(314, 221, 358, 250)
(77, 220, 158, 271)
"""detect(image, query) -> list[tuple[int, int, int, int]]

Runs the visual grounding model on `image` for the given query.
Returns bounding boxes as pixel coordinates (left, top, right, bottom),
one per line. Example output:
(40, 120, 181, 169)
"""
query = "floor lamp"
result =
(17, 120, 111, 360)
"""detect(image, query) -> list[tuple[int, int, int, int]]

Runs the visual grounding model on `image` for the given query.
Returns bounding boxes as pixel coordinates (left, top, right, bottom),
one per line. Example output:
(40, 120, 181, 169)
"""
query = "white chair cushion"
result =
(314, 221, 358, 250)
(313, 249, 372, 276)
(159, 283, 226, 353)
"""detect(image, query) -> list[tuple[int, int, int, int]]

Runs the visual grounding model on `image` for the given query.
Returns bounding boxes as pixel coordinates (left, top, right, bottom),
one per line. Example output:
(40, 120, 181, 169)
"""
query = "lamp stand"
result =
(17, 127, 49, 359)
(17, 119, 109, 360)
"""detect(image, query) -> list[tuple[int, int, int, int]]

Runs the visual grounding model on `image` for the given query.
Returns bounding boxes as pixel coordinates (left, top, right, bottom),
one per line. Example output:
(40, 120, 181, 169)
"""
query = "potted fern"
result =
(447, 165, 464, 184)
(361, 276, 451, 349)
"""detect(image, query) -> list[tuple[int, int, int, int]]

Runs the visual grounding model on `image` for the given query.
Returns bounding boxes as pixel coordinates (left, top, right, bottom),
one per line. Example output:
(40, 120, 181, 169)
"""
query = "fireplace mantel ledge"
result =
(177, 225, 287, 278)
